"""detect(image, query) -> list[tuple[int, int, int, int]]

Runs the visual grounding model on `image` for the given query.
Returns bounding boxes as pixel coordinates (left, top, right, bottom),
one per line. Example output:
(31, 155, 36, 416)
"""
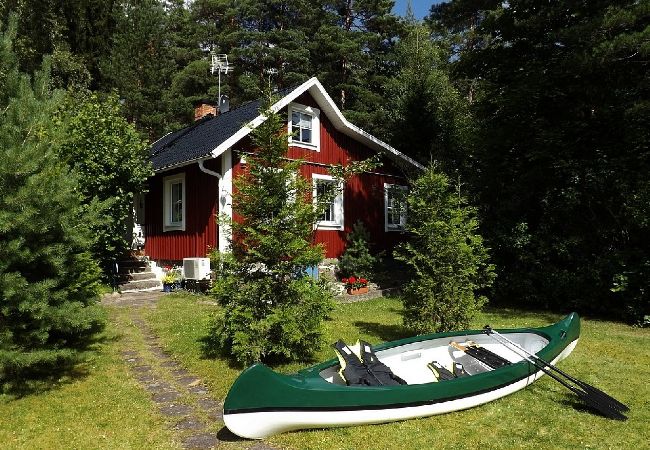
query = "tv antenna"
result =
(210, 53, 234, 111)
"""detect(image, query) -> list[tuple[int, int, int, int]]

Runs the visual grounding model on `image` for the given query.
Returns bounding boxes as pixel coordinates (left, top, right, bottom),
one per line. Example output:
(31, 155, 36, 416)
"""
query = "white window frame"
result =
(313, 174, 344, 231)
(288, 102, 320, 151)
(384, 183, 407, 232)
(163, 173, 186, 232)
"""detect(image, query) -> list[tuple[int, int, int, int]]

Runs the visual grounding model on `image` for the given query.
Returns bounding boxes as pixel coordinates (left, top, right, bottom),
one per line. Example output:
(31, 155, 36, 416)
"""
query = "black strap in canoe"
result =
(428, 361, 456, 381)
(450, 341, 511, 369)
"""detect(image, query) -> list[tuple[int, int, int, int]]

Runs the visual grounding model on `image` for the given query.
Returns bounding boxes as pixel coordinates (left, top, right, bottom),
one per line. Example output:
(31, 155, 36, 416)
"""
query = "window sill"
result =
(289, 141, 319, 152)
(384, 226, 405, 232)
(163, 224, 185, 232)
(315, 222, 344, 231)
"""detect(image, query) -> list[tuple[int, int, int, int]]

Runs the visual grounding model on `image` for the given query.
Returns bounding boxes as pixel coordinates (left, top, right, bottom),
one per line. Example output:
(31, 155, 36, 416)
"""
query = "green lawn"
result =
(2, 294, 648, 449)
(0, 315, 176, 449)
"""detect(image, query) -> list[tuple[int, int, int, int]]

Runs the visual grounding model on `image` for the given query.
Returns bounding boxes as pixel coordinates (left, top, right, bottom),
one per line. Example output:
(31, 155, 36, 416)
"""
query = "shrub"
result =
(60, 93, 152, 276)
(338, 221, 379, 279)
(395, 166, 495, 333)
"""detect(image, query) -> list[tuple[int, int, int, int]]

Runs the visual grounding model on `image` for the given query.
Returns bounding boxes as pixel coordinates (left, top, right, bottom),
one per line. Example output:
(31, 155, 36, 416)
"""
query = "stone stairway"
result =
(117, 259, 161, 292)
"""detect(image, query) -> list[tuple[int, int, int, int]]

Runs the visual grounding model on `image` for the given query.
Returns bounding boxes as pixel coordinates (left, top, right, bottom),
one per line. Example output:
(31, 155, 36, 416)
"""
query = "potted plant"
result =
(342, 276, 369, 295)
(162, 265, 181, 292)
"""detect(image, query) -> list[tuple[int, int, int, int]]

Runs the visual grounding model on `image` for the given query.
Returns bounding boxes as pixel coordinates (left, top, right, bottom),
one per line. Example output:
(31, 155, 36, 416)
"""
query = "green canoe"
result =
(224, 313, 580, 439)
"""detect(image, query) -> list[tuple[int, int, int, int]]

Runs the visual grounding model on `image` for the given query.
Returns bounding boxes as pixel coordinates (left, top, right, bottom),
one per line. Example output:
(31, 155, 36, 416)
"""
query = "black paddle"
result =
(484, 326, 629, 413)
(484, 326, 628, 420)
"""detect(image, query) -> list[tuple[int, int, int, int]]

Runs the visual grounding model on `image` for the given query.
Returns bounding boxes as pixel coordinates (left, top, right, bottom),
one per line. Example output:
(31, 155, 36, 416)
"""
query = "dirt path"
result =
(103, 292, 275, 450)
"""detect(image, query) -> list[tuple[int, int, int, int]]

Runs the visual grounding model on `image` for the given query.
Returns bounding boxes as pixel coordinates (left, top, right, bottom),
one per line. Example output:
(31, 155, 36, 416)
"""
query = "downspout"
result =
(198, 158, 223, 252)
(198, 158, 222, 181)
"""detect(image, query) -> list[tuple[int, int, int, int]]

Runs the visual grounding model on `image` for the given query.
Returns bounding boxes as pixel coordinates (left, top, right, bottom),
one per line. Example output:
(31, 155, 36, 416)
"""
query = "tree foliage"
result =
(207, 99, 335, 366)
(338, 221, 379, 279)
(382, 23, 475, 171)
(395, 166, 495, 333)
(432, 0, 650, 322)
(0, 20, 104, 392)
(60, 93, 152, 276)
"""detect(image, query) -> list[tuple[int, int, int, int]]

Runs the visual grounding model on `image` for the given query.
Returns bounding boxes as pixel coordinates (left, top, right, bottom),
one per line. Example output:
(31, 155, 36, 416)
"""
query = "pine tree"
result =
(382, 24, 474, 171)
(0, 19, 104, 392)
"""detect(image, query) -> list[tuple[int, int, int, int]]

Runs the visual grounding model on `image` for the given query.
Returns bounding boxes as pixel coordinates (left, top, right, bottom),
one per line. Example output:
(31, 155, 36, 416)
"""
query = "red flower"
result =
(342, 278, 348, 284)
(360, 278, 367, 284)
(349, 276, 356, 283)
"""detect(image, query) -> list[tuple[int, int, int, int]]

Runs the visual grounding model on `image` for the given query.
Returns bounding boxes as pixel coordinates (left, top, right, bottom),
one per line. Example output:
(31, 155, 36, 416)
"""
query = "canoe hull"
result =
(223, 313, 580, 439)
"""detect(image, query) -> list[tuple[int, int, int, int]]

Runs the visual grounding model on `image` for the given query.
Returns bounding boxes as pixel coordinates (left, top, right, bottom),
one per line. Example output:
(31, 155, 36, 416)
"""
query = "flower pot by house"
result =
(347, 286, 369, 295)
(163, 283, 172, 293)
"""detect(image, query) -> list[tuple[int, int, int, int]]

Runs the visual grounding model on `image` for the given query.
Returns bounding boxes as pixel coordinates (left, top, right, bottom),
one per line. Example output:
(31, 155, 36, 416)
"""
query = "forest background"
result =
(1, 0, 647, 324)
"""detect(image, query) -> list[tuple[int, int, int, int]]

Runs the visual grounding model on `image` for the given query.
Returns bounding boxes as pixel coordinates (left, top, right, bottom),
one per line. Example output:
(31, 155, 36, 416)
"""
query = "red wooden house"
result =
(142, 78, 423, 264)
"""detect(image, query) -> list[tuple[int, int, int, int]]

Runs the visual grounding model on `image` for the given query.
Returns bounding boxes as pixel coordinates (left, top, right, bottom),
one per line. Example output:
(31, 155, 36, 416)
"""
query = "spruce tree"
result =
(395, 166, 494, 333)
(0, 20, 104, 392)
(209, 99, 334, 365)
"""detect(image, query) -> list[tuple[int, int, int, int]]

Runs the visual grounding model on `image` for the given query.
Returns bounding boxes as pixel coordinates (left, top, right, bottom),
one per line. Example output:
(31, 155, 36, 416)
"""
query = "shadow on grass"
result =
(481, 306, 561, 324)
(216, 426, 249, 442)
(352, 321, 409, 343)
(1, 332, 112, 399)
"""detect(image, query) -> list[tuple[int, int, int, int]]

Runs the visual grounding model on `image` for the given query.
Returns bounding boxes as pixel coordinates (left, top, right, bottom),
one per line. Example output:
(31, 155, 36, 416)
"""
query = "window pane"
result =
(301, 113, 312, 129)
(301, 128, 312, 143)
(386, 189, 403, 227)
(316, 180, 335, 222)
(292, 112, 300, 126)
(171, 182, 182, 223)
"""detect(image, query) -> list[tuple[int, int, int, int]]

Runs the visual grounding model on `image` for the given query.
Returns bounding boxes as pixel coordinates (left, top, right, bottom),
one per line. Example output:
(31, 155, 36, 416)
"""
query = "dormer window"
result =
(288, 103, 320, 151)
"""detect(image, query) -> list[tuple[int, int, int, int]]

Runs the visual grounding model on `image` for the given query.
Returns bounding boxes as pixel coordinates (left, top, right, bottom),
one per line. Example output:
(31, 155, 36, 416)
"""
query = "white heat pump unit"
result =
(183, 258, 211, 280)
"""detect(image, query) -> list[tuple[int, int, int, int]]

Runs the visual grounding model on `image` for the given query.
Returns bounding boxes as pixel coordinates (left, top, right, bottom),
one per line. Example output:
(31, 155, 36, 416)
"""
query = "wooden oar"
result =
(484, 326, 628, 420)
(484, 326, 629, 413)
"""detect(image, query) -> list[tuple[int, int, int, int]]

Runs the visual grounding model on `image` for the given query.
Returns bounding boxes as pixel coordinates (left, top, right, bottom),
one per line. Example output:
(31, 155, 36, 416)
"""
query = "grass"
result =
(145, 294, 650, 450)
(1, 293, 648, 449)
(0, 313, 176, 449)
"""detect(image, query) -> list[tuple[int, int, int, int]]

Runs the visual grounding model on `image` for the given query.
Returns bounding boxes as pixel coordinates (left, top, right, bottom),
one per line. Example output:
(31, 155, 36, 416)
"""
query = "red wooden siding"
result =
(231, 91, 409, 258)
(144, 158, 220, 261)
(145, 91, 410, 262)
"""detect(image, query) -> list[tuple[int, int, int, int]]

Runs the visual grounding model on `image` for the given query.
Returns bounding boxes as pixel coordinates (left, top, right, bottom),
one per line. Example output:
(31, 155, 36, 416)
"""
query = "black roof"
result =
(150, 98, 263, 171)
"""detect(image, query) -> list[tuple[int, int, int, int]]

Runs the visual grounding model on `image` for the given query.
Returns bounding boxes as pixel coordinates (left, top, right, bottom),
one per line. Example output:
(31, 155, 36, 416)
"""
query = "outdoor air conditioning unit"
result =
(183, 257, 211, 280)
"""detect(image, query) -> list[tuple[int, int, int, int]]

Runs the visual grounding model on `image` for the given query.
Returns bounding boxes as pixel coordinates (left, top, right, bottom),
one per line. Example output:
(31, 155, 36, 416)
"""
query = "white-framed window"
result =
(384, 183, 407, 231)
(313, 174, 343, 230)
(288, 103, 320, 151)
(163, 173, 186, 232)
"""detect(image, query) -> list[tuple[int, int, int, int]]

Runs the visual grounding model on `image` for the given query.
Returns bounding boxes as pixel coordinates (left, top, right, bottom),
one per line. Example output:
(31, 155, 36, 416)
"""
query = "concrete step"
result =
(117, 260, 148, 274)
(119, 279, 162, 291)
(118, 271, 157, 282)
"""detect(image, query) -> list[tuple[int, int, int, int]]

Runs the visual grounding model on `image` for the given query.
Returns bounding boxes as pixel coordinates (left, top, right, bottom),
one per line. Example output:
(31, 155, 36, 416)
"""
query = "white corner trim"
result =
(219, 149, 233, 253)
(208, 77, 424, 170)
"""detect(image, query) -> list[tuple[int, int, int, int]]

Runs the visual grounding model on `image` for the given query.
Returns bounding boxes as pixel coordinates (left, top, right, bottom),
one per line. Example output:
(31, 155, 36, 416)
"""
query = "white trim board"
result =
(209, 78, 425, 171)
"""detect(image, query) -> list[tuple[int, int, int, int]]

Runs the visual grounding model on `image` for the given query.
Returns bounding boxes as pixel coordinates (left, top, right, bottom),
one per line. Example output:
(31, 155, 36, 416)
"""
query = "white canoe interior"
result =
(319, 332, 549, 385)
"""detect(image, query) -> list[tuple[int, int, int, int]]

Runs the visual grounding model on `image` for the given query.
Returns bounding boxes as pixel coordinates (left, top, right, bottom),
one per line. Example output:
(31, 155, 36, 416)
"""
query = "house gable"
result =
(149, 77, 423, 174)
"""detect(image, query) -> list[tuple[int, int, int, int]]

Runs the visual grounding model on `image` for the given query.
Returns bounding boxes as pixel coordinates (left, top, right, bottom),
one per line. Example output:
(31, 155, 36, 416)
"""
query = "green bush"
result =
(338, 221, 379, 279)
(60, 93, 151, 276)
(395, 166, 495, 333)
